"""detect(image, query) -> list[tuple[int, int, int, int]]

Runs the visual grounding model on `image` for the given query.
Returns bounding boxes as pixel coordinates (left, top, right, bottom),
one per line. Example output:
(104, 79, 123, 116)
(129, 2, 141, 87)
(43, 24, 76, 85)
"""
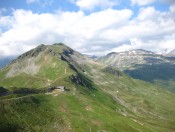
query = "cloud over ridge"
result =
(0, 0, 175, 57)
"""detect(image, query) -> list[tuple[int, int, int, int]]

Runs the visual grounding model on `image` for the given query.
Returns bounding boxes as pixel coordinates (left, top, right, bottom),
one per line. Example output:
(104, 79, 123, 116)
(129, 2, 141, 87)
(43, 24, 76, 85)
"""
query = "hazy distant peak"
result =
(107, 52, 118, 56)
(167, 49, 175, 57)
(125, 49, 154, 55)
(170, 49, 175, 53)
(107, 49, 154, 56)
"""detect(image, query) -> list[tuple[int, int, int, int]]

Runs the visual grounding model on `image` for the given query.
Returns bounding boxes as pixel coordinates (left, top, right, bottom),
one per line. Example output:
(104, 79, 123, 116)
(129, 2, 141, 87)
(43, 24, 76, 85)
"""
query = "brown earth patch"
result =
(91, 119, 102, 126)
(85, 105, 93, 111)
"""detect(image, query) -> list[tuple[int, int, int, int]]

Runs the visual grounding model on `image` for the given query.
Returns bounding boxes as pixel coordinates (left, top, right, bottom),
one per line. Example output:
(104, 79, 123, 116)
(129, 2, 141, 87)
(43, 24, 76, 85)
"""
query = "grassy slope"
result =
(84, 62, 175, 131)
(0, 84, 155, 132)
(0, 44, 175, 131)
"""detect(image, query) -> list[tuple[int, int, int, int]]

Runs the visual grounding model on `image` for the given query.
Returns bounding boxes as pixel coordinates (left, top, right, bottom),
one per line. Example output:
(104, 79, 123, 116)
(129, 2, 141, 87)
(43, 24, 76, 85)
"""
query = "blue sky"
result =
(0, 0, 170, 16)
(0, 0, 175, 57)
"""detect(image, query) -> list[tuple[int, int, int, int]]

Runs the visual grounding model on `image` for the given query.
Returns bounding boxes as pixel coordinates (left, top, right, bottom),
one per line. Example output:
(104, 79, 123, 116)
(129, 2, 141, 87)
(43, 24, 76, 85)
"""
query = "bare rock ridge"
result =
(107, 49, 154, 56)
(98, 49, 175, 69)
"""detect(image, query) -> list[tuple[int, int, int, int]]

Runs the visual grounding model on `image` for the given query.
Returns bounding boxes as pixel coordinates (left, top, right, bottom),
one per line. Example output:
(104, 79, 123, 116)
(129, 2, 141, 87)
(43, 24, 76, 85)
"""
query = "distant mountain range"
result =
(98, 49, 175, 69)
(0, 56, 16, 69)
(1, 43, 175, 131)
(98, 49, 175, 92)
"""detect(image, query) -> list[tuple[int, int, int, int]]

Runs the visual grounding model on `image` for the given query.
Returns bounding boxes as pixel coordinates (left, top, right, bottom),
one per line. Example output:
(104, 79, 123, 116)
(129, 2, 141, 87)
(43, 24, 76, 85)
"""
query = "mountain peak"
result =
(167, 49, 175, 57)
(99, 48, 167, 70)
(53, 42, 65, 46)
(16, 43, 73, 60)
(107, 49, 154, 56)
(0, 42, 83, 88)
(126, 49, 154, 55)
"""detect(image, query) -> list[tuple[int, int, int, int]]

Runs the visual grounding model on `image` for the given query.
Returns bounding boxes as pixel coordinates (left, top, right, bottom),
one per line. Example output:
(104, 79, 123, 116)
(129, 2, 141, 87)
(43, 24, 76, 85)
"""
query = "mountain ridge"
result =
(107, 49, 155, 56)
(166, 49, 175, 57)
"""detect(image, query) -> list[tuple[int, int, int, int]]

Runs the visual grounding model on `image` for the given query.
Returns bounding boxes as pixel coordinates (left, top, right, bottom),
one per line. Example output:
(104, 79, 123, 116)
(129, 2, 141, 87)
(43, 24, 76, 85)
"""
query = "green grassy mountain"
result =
(0, 43, 175, 131)
(98, 49, 175, 93)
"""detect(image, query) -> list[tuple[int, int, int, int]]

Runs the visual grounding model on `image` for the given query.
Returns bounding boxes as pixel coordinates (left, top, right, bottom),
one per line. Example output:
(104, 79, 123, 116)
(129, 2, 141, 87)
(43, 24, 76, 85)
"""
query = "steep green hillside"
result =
(0, 43, 175, 131)
(83, 64, 175, 131)
(1, 85, 157, 132)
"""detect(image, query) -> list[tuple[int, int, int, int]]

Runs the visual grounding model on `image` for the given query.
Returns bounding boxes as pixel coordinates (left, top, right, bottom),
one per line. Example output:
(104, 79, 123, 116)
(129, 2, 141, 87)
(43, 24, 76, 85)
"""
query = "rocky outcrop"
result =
(71, 74, 95, 90)
(47, 86, 66, 92)
(16, 44, 46, 60)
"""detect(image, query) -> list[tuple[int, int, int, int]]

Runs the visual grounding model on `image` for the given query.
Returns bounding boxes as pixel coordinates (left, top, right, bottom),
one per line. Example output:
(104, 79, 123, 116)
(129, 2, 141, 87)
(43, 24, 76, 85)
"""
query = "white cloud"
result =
(111, 37, 175, 53)
(110, 7, 175, 53)
(0, 6, 175, 57)
(131, 0, 156, 6)
(170, 4, 175, 12)
(0, 9, 132, 56)
(74, 0, 117, 10)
